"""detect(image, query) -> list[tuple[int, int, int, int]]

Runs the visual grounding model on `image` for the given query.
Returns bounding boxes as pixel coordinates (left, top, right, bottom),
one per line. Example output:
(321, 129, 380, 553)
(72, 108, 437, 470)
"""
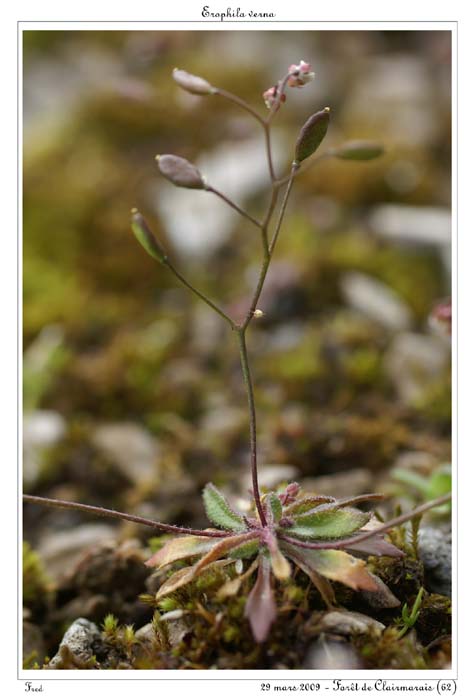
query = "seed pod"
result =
(294, 107, 330, 164)
(334, 140, 384, 161)
(157, 154, 206, 190)
(172, 68, 214, 96)
(131, 209, 167, 264)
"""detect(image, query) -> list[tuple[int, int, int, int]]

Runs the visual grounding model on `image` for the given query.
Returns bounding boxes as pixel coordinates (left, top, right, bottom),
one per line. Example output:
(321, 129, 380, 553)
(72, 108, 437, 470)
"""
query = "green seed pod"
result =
(130, 209, 167, 264)
(157, 154, 206, 190)
(172, 68, 214, 96)
(334, 140, 384, 160)
(294, 107, 330, 164)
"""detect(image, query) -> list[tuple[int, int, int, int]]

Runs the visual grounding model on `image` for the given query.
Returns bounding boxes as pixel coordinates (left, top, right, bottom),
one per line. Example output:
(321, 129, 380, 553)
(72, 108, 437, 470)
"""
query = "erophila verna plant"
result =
(24, 61, 451, 643)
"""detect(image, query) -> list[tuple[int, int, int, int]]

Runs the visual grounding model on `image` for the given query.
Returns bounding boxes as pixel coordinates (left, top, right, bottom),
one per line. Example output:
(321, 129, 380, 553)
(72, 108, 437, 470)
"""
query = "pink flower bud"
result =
(288, 60, 315, 88)
(262, 85, 287, 110)
(430, 299, 451, 336)
(278, 482, 301, 505)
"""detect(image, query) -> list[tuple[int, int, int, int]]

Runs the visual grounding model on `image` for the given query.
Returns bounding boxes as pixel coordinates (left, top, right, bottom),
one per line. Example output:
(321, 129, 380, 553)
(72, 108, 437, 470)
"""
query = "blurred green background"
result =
(23, 29, 451, 543)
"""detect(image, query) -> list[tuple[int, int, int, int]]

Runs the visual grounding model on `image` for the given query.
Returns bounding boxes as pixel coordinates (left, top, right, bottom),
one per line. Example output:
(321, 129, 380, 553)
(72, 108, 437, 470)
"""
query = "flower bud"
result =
(294, 107, 330, 164)
(288, 60, 315, 88)
(172, 68, 214, 96)
(157, 154, 206, 190)
(131, 209, 167, 264)
(253, 309, 264, 318)
(333, 140, 384, 161)
(263, 85, 286, 110)
(429, 299, 451, 337)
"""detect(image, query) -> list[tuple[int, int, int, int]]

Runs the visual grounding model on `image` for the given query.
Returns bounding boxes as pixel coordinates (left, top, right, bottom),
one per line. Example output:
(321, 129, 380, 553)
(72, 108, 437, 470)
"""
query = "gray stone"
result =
(304, 634, 364, 669)
(369, 204, 451, 247)
(384, 332, 449, 404)
(38, 523, 117, 581)
(92, 422, 160, 484)
(340, 272, 413, 331)
(418, 527, 452, 597)
(317, 610, 385, 636)
(48, 618, 100, 669)
(23, 410, 66, 488)
(301, 469, 373, 500)
(241, 464, 300, 492)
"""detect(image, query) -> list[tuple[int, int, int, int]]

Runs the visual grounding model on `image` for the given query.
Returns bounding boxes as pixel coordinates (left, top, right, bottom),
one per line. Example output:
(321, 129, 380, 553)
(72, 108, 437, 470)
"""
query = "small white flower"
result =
(288, 60, 315, 88)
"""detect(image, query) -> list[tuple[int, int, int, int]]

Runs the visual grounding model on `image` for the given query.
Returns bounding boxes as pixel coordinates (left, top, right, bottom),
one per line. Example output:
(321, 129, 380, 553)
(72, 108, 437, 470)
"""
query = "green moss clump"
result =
(23, 542, 51, 609)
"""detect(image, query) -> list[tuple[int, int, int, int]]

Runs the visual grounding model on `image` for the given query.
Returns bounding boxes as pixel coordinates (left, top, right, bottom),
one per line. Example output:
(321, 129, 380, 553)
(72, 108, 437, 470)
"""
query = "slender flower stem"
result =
(277, 493, 452, 551)
(23, 494, 230, 537)
(164, 258, 237, 329)
(274, 152, 332, 187)
(207, 186, 262, 228)
(269, 163, 299, 255)
(214, 87, 266, 125)
(236, 330, 267, 527)
(264, 125, 276, 182)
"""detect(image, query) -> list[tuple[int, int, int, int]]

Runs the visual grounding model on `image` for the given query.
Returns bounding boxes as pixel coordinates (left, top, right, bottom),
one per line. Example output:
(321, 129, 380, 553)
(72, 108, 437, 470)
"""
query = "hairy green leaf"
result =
(264, 492, 283, 523)
(202, 483, 246, 531)
(284, 507, 371, 540)
(228, 539, 260, 560)
(284, 495, 336, 516)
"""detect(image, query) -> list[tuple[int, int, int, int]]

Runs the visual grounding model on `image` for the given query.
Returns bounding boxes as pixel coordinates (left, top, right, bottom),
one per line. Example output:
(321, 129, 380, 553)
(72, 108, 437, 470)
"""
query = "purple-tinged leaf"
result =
(281, 543, 378, 592)
(329, 493, 386, 509)
(145, 535, 216, 568)
(194, 532, 258, 577)
(360, 573, 400, 608)
(245, 557, 277, 643)
(347, 535, 404, 558)
(155, 559, 233, 599)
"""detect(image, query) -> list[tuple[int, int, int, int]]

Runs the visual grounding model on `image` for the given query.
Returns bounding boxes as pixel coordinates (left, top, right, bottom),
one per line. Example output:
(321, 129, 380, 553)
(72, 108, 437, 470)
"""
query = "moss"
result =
(357, 628, 428, 669)
(415, 593, 452, 647)
(23, 542, 52, 609)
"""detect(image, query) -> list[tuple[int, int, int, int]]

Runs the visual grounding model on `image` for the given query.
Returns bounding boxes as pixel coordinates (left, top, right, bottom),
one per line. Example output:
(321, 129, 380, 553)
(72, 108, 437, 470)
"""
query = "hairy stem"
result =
(236, 330, 267, 527)
(278, 493, 452, 551)
(23, 494, 230, 537)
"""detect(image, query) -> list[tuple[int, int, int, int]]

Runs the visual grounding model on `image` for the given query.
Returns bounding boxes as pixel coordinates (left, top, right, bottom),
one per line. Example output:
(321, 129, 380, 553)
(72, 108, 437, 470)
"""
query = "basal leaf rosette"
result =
(145, 482, 403, 643)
